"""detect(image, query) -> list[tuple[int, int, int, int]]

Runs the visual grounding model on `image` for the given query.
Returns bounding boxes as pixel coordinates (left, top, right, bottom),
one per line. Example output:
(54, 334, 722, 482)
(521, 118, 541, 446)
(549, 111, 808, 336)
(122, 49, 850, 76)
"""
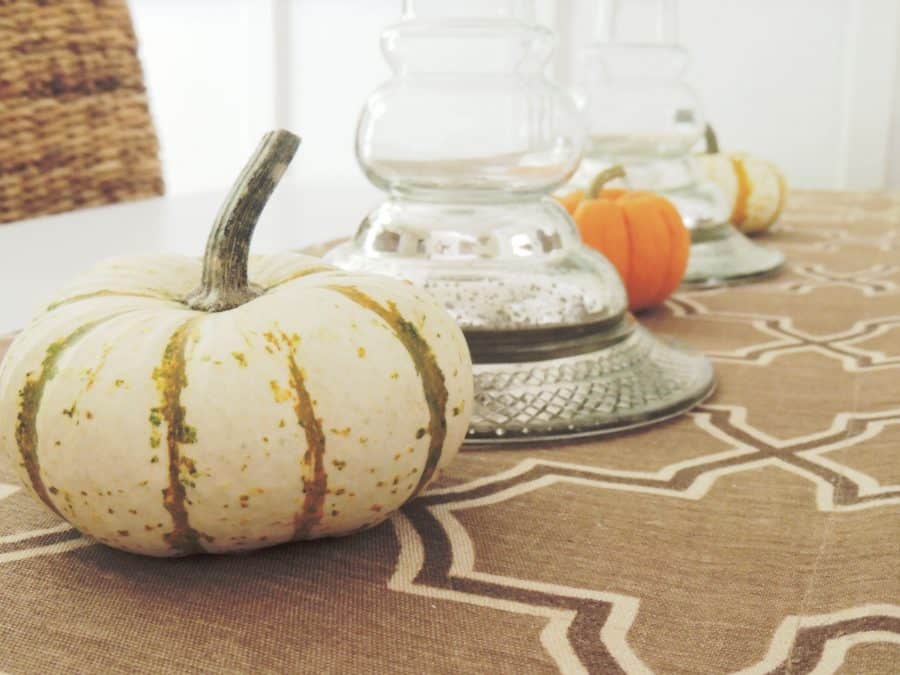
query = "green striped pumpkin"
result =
(0, 131, 473, 557)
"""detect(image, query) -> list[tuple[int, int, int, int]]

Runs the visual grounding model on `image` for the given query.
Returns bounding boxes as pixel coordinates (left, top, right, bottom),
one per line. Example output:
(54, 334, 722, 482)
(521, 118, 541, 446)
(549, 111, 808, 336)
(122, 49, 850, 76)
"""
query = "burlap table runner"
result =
(1, 190, 898, 674)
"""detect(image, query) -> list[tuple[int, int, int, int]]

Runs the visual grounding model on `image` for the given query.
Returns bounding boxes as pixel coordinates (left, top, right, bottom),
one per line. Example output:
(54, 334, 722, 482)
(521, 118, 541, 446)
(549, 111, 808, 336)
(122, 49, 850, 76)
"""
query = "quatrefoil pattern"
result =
(1, 192, 898, 673)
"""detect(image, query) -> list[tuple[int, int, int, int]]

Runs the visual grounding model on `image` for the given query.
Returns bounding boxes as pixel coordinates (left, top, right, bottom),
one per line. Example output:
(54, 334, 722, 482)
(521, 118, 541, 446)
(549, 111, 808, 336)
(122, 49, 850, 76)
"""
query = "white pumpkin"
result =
(0, 131, 473, 557)
(696, 125, 788, 235)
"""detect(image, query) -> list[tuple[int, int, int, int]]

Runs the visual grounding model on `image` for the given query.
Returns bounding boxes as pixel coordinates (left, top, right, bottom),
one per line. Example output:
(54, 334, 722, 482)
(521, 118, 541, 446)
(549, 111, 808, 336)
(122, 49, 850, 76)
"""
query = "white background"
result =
(130, 0, 900, 200)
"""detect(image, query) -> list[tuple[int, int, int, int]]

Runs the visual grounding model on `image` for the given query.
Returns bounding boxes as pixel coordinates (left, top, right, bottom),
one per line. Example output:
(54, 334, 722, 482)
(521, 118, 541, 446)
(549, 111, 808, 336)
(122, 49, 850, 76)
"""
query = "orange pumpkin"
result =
(557, 166, 690, 312)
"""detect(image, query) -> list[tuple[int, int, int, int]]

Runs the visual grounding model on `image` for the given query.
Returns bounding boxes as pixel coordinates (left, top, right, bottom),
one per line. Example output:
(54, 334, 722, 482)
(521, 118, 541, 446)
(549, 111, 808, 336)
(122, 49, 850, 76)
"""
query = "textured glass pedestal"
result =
(326, 0, 716, 445)
(322, 200, 716, 445)
(684, 223, 785, 286)
(467, 320, 715, 443)
(571, 22, 786, 287)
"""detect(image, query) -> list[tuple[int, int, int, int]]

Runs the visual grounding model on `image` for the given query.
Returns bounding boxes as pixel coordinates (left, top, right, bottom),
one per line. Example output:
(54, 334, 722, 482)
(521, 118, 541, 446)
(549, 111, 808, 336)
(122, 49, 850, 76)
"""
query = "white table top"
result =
(0, 184, 379, 334)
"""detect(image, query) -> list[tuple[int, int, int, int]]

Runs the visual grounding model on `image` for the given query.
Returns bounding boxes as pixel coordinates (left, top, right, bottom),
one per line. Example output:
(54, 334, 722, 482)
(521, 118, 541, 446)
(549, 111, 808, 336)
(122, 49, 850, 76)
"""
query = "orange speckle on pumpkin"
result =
(332, 459, 346, 470)
(279, 419, 286, 428)
(370, 504, 383, 512)
(107, 508, 114, 514)
(85, 411, 94, 420)
(128, 509, 138, 515)
(335, 488, 346, 496)
(329, 427, 351, 436)
(357, 346, 366, 358)
(231, 351, 248, 367)
(269, 380, 293, 403)
(117, 530, 129, 537)
(263, 331, 281, 351)
(359, 436, 368, 444)
(390, 372, 399, 380)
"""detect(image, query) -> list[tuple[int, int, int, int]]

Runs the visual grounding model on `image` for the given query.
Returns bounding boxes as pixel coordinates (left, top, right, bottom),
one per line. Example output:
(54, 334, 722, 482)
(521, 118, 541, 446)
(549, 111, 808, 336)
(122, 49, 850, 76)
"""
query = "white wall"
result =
(131, 0, 900, 197)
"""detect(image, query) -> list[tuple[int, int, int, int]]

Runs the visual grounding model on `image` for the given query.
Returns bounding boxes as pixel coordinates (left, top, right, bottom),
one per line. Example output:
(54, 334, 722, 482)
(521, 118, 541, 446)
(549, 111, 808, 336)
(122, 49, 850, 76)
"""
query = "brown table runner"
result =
(1, 190, 898, 674)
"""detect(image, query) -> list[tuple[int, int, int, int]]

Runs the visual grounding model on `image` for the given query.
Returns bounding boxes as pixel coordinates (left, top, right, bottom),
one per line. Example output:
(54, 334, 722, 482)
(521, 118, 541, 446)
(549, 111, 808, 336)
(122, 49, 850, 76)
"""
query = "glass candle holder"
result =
(325, 0, 715, 443)
(569, 0, 785, 285)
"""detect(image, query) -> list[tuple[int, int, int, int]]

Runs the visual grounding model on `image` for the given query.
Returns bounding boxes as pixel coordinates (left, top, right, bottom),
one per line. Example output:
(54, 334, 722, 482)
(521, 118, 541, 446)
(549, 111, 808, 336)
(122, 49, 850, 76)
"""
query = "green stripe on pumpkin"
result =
(152, 319, 211, 554)
(327, 286, 448, 496)
(46, 289, 180, 311)
(15, 313, 135, 518)
(266, 265, 336, 290)
(283, 336, 328, 538)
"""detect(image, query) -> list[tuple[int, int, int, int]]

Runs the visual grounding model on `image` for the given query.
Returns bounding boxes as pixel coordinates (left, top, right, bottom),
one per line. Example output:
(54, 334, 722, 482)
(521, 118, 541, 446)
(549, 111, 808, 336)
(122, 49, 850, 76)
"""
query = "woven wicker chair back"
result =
(0, 0, 164, 224)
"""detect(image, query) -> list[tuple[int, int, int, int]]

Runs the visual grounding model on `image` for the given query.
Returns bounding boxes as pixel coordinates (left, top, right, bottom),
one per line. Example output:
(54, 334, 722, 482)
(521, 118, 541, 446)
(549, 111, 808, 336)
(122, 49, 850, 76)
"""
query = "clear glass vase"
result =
(569, 0, 785, 285)
(325, 0, 715, 443)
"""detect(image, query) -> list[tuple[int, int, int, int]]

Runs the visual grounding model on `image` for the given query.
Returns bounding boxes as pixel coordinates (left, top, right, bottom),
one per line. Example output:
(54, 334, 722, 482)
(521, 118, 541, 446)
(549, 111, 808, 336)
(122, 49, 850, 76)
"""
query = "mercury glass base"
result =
(683, 223, 785, 287)
(467, 320, 715, 444)
(318, 198, 716, 445)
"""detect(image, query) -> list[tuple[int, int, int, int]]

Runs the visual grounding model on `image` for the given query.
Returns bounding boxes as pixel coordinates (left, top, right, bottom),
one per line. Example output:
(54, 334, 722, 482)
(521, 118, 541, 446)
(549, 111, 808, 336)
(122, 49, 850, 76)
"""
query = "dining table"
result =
(1, 187, 898, 674)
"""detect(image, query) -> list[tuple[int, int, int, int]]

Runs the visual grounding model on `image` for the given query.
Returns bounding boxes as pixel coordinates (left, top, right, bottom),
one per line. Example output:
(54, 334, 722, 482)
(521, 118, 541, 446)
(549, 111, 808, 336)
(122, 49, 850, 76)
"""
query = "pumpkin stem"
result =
(587, 165, 626, 199)
(704, 124, 719, 154)
(186, 129, 301, 312)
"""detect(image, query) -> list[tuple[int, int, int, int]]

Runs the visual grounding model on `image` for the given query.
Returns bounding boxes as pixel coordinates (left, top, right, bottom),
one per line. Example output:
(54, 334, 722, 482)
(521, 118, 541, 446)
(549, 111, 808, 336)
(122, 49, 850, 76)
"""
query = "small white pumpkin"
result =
(696, 125, 788, 235)
(0, 130, 473, 557)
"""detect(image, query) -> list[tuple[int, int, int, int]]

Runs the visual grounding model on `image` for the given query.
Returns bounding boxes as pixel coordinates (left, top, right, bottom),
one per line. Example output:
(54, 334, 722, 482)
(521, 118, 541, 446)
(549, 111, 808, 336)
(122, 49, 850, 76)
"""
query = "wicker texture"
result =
(0, 0, 163, 224)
